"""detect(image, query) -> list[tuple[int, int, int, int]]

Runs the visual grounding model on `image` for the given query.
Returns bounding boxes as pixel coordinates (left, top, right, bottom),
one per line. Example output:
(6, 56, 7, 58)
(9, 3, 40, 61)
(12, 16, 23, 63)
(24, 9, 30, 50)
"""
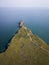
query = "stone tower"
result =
(19, 20, 24, 27)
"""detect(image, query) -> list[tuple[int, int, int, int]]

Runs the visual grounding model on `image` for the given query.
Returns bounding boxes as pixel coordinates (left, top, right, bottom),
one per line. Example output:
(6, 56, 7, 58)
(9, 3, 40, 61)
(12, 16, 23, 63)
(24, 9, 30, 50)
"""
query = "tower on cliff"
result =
(19, 20, 24, 27)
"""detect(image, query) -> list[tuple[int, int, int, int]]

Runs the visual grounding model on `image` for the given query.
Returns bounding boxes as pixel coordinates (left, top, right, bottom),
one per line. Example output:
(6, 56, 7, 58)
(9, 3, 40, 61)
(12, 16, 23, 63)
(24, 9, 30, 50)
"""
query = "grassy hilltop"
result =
(0, 24, 49, 65)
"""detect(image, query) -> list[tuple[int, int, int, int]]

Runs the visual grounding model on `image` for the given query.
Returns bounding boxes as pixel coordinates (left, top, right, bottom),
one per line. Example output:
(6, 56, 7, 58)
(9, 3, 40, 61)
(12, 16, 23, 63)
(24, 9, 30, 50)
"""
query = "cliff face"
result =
(0, 26, 49, 65)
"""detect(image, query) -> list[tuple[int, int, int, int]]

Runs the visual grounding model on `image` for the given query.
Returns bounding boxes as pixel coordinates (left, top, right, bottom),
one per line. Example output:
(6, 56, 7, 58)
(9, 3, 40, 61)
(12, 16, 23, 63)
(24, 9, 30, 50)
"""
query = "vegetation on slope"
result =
(0, 26, 49, 65)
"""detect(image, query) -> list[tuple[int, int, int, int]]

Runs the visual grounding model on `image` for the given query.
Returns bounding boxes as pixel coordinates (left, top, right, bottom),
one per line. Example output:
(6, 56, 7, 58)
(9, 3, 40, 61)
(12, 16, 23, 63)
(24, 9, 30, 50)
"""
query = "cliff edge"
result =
(0, 21, 49, 65)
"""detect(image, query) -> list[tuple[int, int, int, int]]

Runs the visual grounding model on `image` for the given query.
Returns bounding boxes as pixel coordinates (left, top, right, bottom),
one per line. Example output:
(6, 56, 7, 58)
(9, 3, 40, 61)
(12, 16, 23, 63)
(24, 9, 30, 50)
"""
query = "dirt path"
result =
(27, 31, 49, 53)
(24, 27, 49, 54)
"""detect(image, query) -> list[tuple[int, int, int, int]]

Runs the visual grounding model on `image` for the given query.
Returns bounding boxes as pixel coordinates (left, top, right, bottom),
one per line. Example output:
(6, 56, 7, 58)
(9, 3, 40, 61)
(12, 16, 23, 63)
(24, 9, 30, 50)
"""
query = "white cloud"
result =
(0, 0, 49, 7)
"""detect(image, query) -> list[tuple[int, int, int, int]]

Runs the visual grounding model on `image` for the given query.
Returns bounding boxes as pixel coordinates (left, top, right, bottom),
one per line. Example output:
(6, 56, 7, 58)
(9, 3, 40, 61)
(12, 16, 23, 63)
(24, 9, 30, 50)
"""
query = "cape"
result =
(0, 25, 49, 65)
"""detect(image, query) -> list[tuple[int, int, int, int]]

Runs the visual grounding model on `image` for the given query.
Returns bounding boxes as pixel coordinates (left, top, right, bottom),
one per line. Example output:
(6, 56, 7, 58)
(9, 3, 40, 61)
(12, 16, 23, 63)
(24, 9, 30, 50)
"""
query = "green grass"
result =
(0, 27, 49, 65)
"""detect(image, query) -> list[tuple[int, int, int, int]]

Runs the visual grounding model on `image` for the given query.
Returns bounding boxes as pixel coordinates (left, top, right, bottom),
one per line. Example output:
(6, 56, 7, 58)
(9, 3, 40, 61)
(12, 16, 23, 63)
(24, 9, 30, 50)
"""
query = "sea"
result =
(0, 7, 49, 52)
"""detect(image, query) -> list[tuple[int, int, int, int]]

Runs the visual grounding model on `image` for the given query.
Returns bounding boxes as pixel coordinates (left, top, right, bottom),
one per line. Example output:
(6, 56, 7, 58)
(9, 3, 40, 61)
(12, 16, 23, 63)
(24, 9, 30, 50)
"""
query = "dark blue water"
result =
(0, 7, 49, 52)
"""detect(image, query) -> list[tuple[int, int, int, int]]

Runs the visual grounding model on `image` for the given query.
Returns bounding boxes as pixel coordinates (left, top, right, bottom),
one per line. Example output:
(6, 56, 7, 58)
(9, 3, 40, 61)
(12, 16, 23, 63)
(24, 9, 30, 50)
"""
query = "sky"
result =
(0, 0, 49, 7)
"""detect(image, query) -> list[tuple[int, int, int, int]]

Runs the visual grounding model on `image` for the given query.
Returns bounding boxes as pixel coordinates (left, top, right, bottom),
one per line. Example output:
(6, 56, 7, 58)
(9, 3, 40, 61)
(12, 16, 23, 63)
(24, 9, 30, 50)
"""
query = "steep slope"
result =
(0, 26, 49, 65)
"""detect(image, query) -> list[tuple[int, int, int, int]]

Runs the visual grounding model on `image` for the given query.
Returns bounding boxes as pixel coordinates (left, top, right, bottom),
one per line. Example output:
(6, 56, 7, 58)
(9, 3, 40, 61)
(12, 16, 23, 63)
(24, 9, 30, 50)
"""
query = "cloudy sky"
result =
(0, 0, 49, 7)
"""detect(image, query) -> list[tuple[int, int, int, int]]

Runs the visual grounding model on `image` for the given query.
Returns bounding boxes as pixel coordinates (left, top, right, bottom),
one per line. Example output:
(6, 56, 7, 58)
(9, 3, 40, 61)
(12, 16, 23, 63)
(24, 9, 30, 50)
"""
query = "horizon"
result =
(0, 0, 49, 8)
